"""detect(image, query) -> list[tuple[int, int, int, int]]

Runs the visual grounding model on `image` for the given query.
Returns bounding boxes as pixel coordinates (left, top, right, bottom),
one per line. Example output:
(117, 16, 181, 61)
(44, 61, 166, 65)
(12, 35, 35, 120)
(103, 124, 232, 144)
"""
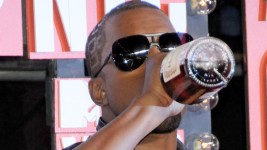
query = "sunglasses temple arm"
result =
(94, 53, 112, 78)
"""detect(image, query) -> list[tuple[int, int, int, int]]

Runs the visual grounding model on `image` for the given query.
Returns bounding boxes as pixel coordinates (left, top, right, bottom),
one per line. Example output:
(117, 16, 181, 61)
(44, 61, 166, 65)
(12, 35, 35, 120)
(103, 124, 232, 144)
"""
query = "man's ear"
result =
(89, 78, 108, 106)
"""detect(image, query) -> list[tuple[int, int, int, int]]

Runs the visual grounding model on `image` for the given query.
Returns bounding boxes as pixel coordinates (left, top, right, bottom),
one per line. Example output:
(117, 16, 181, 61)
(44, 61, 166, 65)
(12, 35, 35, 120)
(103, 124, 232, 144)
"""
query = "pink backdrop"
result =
(0, 0, 23, 56)
(245, 0, 267, 149)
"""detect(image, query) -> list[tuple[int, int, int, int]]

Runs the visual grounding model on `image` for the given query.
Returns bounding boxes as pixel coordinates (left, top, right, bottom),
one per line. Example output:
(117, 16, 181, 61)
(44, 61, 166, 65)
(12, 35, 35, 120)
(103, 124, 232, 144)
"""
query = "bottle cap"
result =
(186, 37, 235, 89)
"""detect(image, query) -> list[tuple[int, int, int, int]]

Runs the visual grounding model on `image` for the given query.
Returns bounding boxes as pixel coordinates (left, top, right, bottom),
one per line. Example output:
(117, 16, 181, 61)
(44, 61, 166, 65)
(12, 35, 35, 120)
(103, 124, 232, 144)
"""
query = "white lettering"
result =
(169, 3, 187, 32)
(57, 0, 87, 52)
(104, 0, 125, 14)
(33, 0, 88, 52)
(142, 0, 160, 8)
(34, 0, 54, 52)
(59, 80, 101, 128)
(61, 137, 77, 148)
(0, 0, 4, 9)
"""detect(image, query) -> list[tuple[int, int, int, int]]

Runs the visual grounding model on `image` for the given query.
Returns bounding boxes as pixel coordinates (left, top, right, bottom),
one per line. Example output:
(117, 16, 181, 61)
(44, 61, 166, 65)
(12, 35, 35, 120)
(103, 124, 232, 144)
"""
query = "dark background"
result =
(209, 0, 247, 150)
(0, 0, 247, 149)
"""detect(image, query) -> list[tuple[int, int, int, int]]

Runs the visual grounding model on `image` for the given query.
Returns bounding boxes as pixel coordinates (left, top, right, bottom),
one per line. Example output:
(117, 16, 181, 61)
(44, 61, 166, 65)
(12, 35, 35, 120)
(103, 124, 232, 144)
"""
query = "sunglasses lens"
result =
(159, 33, 182, 51)
(112, 35, 149, 71)
(181, 33, 194, 44)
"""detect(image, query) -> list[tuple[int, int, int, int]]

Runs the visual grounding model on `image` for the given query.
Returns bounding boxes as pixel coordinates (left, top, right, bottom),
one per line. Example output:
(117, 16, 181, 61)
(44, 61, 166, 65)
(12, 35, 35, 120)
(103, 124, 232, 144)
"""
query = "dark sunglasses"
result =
(94, 32, 193, 77)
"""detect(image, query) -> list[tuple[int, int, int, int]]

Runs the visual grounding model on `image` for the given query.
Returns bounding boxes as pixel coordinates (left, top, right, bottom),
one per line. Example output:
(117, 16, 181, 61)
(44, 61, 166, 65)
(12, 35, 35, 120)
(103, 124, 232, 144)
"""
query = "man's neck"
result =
(97, 117, 181, 150)
(135, 130, 177, 150)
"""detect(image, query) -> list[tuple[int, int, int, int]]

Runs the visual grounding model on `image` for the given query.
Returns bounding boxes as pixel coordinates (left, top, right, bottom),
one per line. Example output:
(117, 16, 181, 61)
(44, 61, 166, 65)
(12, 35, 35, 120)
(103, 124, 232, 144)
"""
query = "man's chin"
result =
(151, 113, 182, 134)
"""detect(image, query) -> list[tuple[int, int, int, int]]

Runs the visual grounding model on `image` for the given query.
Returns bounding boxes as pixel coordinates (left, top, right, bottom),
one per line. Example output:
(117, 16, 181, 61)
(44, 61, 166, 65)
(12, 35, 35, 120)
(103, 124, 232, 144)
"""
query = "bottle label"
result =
(161, 44, 188, 83)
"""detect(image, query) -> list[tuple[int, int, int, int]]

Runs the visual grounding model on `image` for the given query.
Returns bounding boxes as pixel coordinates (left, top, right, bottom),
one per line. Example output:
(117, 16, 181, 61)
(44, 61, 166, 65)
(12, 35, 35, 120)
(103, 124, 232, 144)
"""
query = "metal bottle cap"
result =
(186, 37, 235, 88)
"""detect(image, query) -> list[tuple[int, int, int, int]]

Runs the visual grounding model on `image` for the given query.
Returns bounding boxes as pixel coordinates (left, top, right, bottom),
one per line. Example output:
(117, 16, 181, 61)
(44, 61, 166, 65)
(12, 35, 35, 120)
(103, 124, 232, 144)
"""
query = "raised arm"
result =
(74, 54, 185, 150)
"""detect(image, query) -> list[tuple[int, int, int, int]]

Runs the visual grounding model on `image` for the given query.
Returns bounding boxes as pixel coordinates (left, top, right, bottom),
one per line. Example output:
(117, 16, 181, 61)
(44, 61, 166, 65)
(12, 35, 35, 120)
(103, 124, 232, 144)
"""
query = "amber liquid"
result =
(161, 65, 212, 105)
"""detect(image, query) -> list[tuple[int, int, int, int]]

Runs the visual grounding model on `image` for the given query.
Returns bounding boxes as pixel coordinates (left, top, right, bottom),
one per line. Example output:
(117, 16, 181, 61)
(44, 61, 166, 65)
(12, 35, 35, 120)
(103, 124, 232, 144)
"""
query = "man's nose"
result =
(147, 45, 161, 58)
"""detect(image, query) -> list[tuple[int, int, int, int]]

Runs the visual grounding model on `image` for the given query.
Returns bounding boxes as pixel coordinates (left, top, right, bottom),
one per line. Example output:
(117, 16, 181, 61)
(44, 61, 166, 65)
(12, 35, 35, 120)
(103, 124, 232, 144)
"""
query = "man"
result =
(70, 1, 187, 149)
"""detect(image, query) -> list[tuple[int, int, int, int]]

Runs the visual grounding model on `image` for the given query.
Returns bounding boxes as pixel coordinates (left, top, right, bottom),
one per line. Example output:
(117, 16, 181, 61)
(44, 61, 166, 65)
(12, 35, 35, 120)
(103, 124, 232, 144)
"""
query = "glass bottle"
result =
(161, 36, 235, 104)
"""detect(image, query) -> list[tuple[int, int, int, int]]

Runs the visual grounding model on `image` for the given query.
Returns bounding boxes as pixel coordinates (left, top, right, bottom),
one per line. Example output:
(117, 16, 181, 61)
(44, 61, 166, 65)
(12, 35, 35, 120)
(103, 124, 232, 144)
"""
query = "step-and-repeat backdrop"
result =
(245, 0, 267, 150)
(1, 0, 266, 149)
(1, 0, 187, 149)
